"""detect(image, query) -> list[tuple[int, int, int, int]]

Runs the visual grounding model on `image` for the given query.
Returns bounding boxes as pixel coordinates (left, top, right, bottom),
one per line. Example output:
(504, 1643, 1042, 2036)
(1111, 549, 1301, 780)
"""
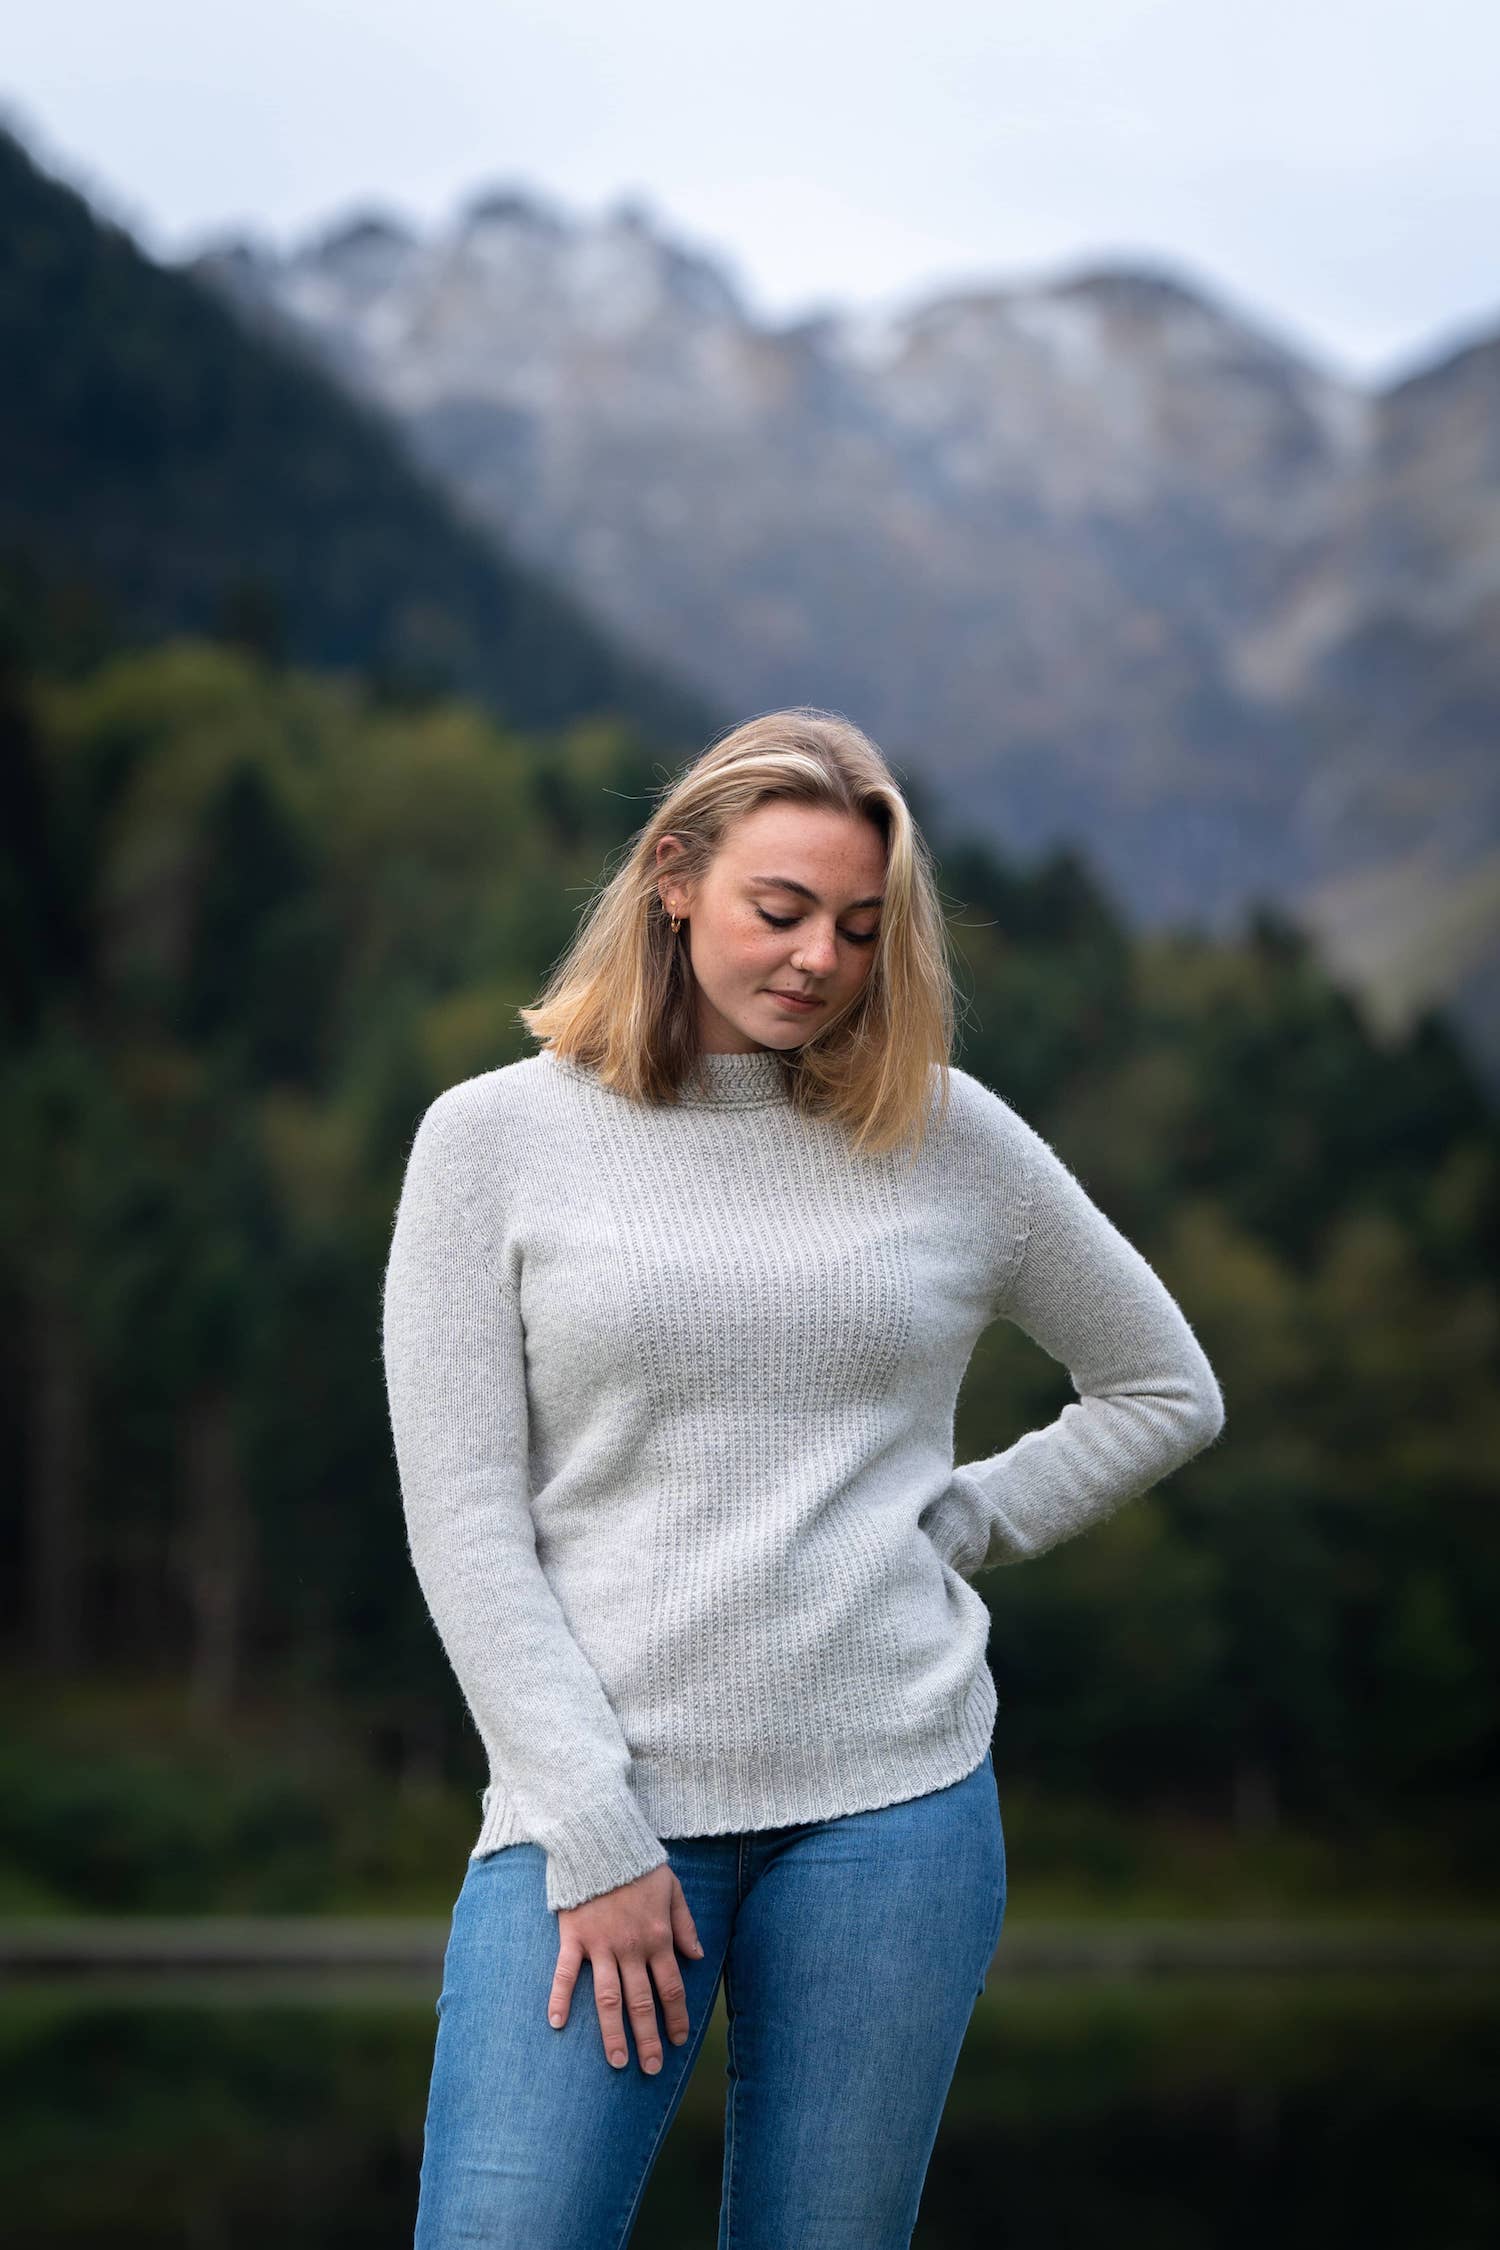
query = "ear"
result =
(653, 834, 692, 920)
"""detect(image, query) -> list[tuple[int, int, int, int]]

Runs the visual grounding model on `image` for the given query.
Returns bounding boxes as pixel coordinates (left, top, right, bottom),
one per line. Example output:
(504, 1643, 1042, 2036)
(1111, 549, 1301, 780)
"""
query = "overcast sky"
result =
(5, 0, 1495, 385)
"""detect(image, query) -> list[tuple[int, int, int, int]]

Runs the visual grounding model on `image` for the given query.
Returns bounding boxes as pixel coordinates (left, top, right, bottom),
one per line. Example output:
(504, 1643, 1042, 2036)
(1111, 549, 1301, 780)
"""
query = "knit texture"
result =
(380, 1046, 1225, 1913)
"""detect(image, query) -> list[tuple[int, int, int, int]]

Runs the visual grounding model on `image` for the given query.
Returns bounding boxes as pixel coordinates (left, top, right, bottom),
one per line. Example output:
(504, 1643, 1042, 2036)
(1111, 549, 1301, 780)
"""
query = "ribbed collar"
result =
(544, 1047, 792, 1109)
(679, 1049, 792, 1108)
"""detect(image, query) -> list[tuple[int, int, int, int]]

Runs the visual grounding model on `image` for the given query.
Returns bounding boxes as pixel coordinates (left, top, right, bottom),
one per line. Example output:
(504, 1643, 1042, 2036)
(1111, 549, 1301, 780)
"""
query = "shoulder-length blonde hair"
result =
(518, 708, 958, 1158)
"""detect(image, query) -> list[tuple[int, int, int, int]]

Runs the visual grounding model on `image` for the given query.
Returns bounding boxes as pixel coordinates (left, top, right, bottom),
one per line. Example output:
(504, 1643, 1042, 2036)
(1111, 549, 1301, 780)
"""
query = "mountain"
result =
(0, 127, 722, 748)
(188, 185, 1500, 1080)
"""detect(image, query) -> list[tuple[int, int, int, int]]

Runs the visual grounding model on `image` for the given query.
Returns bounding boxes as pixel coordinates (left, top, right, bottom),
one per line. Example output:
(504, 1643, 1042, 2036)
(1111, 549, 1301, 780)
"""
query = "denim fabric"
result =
(412, 1747, 1006, 2248)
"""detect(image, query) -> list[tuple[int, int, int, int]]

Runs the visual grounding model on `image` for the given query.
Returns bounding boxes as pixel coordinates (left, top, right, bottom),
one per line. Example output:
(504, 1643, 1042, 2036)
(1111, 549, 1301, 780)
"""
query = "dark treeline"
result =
(1, 616, 1497, 1914)
(0, 119, 721, 748)
(7, 102, 1494, 1922)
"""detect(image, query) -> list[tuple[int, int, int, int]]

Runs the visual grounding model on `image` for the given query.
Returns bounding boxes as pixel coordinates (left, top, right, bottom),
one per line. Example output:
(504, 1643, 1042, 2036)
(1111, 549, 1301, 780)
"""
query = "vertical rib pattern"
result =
(380, 1045, 1225, 1911)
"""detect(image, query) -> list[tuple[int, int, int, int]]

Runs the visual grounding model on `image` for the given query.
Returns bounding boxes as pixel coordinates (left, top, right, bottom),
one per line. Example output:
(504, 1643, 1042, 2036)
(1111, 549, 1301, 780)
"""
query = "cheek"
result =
(706, 916, 780, 979)
(738, 918, 785, 963)
(848, 946, 884, 997)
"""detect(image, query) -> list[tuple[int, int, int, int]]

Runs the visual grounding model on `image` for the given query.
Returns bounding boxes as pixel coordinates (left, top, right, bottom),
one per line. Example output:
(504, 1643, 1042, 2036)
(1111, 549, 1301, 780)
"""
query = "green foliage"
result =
(1, 625, 1497, 1914)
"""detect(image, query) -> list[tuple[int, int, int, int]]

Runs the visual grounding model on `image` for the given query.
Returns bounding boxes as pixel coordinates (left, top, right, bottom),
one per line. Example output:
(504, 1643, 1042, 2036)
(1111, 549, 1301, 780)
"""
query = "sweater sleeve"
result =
(381, 1092, 670, 1913)
(921, 1103, 1226, 1575)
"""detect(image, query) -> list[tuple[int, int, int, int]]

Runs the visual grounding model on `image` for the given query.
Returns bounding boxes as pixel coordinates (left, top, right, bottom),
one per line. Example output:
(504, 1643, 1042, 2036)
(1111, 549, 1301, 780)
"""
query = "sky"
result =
(4, 0, 1496, 386)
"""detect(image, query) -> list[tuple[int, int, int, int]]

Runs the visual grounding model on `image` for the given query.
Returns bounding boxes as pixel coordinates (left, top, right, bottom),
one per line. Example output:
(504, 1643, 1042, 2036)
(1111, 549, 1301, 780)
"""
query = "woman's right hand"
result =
(548, 1862, 705, 2073)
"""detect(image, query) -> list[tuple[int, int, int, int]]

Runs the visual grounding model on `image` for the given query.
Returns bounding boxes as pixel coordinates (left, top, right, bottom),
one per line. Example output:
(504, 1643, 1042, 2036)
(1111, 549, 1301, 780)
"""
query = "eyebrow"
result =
(746, 874, 886, 910)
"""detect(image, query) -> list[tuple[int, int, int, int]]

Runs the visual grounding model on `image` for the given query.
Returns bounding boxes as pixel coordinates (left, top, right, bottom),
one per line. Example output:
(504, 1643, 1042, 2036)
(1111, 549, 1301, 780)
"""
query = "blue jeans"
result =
(413, 1746, 1006, 2248)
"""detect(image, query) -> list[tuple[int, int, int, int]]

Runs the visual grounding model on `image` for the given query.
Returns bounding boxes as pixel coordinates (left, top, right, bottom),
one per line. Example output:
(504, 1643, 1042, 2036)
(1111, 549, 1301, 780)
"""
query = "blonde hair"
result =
(518, 708, 958, 1158)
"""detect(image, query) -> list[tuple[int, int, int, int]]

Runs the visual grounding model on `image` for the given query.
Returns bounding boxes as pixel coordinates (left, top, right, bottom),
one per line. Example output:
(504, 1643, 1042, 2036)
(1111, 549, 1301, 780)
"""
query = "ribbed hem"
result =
(471, 1667, 999, 1899)
(625, 1664, 998, 1842)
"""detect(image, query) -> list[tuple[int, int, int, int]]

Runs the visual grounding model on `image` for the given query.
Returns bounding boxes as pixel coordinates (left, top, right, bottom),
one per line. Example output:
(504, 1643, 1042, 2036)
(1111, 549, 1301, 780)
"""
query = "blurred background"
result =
(1, 4, 1497, 2243)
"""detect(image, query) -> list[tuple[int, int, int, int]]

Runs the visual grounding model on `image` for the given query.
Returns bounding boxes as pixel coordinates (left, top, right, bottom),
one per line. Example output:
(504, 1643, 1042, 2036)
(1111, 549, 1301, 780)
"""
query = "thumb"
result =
(670, 1874, 705, 1958)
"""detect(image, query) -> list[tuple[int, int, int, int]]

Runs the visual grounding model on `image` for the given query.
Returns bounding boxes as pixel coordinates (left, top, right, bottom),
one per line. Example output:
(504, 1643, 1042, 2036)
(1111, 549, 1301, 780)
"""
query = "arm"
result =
(922, 1104, 1226, 1575)
(381, 1091, 669, 1912)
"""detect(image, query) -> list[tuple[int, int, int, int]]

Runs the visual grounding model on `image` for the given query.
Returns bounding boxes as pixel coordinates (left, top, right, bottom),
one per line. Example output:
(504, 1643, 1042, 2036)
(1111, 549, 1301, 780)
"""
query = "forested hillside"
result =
(0, 122, 721, 745)
(2, 631, 1496, 1914)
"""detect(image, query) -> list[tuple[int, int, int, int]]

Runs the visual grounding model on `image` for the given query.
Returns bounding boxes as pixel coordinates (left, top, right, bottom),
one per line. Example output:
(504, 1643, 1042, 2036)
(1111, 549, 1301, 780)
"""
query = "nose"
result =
(791, 921, 841, 976)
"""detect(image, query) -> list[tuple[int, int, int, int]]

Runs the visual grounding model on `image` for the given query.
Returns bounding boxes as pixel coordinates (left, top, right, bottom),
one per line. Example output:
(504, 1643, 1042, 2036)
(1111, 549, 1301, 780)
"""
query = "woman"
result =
(381, 708, 1225, 2248)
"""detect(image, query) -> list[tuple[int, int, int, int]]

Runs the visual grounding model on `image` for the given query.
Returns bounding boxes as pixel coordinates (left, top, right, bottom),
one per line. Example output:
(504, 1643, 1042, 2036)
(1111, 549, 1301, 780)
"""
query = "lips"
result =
(768, 989, 822, 1005)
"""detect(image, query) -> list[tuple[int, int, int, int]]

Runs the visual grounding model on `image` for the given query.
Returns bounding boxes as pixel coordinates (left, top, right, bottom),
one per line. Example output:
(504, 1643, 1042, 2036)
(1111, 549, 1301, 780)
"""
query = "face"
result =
(655, 800, 887, 1054)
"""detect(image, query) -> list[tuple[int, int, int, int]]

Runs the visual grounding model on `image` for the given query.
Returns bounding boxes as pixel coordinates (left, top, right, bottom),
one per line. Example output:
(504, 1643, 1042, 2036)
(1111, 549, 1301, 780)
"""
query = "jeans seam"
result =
(978, 1812, 1007, 1996)
(720, 1830, 749, 2249)
(977, 1889, 1005, 1997)
(610, 1962, 722, 2250)
(722, 1948, 740, 2250)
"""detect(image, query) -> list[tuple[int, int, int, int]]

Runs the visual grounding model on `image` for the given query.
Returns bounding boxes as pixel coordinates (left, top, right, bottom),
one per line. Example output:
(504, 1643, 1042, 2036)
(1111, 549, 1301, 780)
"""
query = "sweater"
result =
(380, 1045, 1225, 1913)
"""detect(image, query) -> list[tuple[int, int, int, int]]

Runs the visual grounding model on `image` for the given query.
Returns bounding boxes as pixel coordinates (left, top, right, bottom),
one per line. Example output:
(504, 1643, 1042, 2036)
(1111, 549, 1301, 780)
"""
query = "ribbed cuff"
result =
(541, 1787, 670, 1914)
(921, 1471, 990, 1578)
(923, 1466, 1032, 1577)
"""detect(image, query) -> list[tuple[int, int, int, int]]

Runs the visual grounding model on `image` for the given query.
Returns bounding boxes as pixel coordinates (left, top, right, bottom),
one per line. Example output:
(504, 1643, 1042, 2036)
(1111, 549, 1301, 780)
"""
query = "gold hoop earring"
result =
(670, 914, 681, 934)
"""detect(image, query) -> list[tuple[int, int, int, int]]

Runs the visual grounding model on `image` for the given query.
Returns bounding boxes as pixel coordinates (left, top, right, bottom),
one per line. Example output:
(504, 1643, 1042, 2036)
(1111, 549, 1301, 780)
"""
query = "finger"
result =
(620, 1953, 664, 2074)
(591, 1950, 630, 2069)
(651, 1943, 692, 2050)
(670, 1884, 705, 1962)
(548, 1936, 582, 2030)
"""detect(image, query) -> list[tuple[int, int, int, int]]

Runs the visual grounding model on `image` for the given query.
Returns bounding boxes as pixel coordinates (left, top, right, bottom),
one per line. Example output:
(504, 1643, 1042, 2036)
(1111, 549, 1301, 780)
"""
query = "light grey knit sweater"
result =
(380, 1045, 1224, 1912)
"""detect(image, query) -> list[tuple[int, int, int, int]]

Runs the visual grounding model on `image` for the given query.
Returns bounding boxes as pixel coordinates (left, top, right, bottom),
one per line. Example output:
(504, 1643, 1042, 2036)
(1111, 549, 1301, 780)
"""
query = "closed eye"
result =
(756, 907, 879, 945)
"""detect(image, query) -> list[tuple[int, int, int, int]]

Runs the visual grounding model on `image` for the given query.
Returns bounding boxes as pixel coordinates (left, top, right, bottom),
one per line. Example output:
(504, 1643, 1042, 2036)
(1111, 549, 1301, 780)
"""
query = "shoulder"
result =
(408, 1054, 557, 1179)
(920, 1064, 1098, 1230)
(421, 1052, 551, 1131)
(929, 1061, 1041, 1165)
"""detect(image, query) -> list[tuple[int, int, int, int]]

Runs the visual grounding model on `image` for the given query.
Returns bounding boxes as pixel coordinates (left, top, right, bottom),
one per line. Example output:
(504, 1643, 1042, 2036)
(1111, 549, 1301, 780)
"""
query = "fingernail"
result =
(549, 2013, 563, 2028)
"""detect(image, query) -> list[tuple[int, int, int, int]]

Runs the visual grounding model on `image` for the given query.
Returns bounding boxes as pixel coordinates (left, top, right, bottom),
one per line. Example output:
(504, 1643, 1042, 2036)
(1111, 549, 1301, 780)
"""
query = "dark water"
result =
(1, 1967, 1495, 2246)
